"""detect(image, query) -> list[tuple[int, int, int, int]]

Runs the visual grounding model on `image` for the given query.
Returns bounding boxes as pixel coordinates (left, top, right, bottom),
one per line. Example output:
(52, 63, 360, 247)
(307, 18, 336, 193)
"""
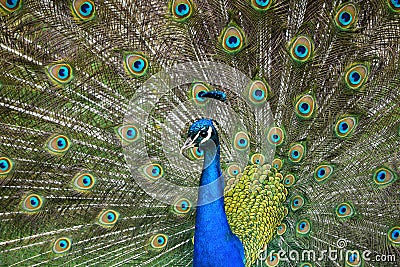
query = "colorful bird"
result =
(0, 0, 399, 266)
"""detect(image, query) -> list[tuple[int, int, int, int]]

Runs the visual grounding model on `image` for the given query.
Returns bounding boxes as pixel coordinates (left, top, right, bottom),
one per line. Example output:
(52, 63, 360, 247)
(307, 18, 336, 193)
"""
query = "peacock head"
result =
(180, 119, 219, 153)
(180, 90, 225, 154)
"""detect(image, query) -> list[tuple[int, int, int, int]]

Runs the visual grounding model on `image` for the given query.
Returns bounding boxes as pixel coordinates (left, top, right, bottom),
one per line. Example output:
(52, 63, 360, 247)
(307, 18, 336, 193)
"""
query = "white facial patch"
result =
(200, 126, 212, 144)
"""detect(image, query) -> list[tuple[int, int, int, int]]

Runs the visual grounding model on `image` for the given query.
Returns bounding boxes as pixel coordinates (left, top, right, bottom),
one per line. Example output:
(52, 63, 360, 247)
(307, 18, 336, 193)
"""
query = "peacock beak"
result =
(180, 137, 195, 154)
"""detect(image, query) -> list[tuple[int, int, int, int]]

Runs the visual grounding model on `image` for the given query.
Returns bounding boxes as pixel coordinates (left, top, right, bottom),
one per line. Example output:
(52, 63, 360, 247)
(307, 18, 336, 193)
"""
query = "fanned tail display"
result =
(0, 0, 399, 266)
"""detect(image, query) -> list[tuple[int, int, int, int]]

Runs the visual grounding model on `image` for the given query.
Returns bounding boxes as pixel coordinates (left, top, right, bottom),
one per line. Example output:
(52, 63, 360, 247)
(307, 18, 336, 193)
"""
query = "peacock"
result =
(0, 0, 399, 266)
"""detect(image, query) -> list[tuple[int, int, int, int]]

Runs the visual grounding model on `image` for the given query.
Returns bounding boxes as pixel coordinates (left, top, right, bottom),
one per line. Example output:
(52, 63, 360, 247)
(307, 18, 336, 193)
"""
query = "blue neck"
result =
(193, 144, 245, 267)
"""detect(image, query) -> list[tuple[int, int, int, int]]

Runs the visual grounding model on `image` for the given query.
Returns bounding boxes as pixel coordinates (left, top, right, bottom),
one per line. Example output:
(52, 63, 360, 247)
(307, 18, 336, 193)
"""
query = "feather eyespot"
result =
(267, 127, 285, 146)
(173, 198, 191, 214)
(124, 53, 149, 77)
(300, 263, 314, 267)
(150, 234, 168, 249)
(272, 158, 283, 170)
(47, 63, 74, 85)
(335, 3, 357, 30)
(72, 173, 96, 191)
(373, 167, 397, 187)
(344, 64, 369, 90)
(265, 252, 279, 266)
(277, 223, 287, 235)
(345, 250, 361, 266)
(171, 0, 193, 21)
(251, 0, 272, 11)
(21, 194, 44, 212)
(142, 163, 164, 181)
(116, 125, 140, 144)
(248, 80, 270, 105)
(227, 164, 241, 177)
(388, 226, 400, 244)
(53, 237, 72, 254)
(288, 143, 305, 163)
(189, 147, 204, 160)
(290, 36, 313, 62)
(0, 0, 22, 13)
(190, 82, 211, 106)
(251, 154, 265, 165)
(221, 24, 245, 53)
(98, 210, 119, 227)
(283, 207, 288, 217)
(72, 0, 95, 21)
(334, 116, 357, 138)
(314, 164, 333, 183)
(233, 132, 250, 151)
(388, 0, 400, 12)
(296, 219, 311, 235)
(45, 135, 71, 155)
(283, 174, 296, 187)
(0, 157, 13, 176)
(295, 94, 316, 119)
(335, 202, 355, 219)
(291, 195, 304, 211)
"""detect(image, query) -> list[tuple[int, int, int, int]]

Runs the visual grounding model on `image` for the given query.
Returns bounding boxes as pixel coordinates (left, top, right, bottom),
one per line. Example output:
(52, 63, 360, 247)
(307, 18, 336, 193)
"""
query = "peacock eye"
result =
(98, 210, 119, 227)
(72, 0, 96, 21)
(53, 237, 72, 254)
(0, 0, 22, 13)
(200, 131, 208, 138)
(221, 24, 245, 53)
(45, 135, 71, 155)
(124, 53, 149, 77)
(47, 63, 74, 85)
(171, 0, 193, 21)
(21, 194, 44, 212)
